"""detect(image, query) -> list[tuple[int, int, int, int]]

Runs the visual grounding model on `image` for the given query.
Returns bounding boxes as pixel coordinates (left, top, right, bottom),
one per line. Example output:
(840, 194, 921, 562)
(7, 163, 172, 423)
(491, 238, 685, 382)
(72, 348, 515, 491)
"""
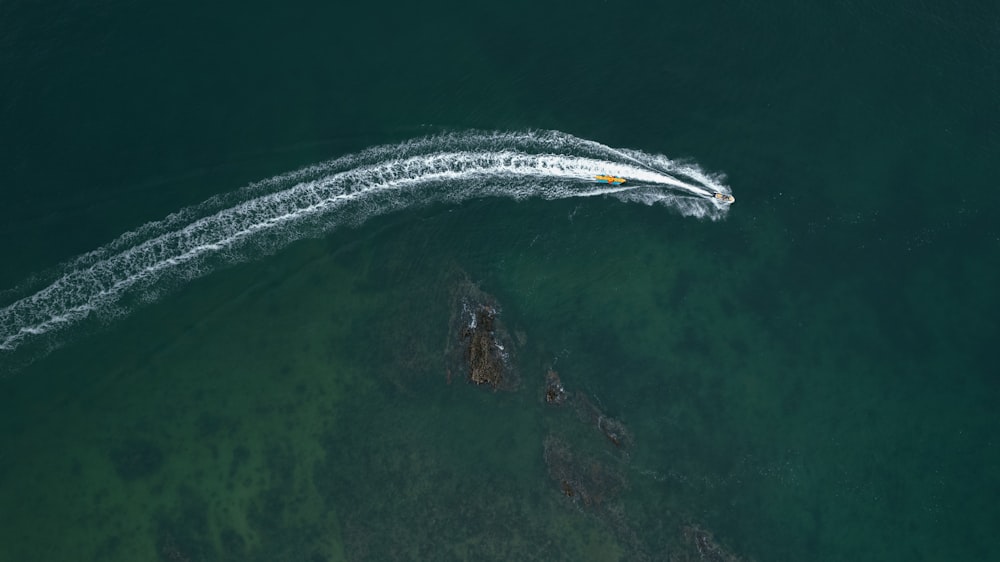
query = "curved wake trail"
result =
(0, 130, 732, 359)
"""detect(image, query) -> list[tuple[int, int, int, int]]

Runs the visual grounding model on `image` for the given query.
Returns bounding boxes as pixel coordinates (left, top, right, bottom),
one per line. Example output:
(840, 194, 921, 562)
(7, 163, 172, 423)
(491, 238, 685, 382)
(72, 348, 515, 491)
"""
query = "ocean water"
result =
(1, 1, 998, 561)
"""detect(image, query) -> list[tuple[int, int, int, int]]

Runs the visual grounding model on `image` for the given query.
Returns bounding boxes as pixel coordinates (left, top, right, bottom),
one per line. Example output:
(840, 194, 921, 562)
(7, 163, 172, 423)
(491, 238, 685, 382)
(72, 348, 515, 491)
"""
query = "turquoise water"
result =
(2, 1, 998, 560)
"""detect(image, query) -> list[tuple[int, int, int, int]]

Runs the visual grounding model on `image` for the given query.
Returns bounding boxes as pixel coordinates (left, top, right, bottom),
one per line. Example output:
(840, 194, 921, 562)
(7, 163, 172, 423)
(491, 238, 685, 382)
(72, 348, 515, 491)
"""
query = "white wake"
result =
(0, 130, 732, 356)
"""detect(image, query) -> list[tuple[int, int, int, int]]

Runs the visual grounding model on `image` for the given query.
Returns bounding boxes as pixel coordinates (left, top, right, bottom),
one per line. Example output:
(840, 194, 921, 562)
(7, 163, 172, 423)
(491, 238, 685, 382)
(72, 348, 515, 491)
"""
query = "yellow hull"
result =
(595, 175, 626, 185)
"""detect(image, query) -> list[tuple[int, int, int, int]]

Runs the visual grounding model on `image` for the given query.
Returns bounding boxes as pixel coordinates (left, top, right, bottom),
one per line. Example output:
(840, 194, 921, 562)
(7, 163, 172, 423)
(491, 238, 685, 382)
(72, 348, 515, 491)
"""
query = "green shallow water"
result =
(1, 1, 998, 560)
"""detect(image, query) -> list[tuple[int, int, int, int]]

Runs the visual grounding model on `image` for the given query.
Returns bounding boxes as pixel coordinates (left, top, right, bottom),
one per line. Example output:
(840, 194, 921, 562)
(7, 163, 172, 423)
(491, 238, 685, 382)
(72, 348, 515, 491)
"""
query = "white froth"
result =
(0, 130, 732, 354)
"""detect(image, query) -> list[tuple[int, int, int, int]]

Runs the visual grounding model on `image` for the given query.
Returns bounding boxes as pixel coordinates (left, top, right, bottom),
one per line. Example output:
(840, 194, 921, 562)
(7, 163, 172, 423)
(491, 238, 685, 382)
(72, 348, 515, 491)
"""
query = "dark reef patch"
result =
(109, 438, 165, 481)
(446, 275, 518, 391)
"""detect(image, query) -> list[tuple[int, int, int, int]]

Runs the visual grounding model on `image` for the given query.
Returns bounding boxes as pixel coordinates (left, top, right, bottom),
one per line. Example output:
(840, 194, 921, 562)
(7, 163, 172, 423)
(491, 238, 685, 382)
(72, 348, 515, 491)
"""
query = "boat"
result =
(595, 175, 626, 185)
(713, 192, 735, 204)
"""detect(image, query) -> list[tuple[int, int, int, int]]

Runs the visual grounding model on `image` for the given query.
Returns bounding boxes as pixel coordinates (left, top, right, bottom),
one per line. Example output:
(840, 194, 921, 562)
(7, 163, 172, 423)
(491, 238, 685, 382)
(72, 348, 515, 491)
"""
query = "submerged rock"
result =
(574, 393, 635, 456)
(679, 525, 748, 562)
(109, 438, 164, 481)
(543, 434, 649, 558)
(463, 304, 505, 388)
(446, 276, 517, 391)
(596, 414, 634, 452)
(542, 435, 626, 510)
(544, 369, 567, 405)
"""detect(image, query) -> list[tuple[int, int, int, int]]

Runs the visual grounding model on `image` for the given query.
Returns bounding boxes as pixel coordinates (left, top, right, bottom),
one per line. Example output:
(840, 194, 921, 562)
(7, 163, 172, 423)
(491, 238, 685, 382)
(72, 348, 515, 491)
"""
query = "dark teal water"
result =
(1, 1, 998, 560)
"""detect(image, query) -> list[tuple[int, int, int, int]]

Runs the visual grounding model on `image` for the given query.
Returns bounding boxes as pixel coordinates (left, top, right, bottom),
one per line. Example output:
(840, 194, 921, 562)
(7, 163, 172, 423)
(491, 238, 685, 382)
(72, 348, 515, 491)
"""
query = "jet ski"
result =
(713, 192, 735, 204)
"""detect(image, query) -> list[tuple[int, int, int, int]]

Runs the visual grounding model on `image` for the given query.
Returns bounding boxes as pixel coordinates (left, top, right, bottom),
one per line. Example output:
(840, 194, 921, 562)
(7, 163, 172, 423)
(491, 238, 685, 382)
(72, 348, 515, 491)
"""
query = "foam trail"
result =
(0, 130, 732, 358)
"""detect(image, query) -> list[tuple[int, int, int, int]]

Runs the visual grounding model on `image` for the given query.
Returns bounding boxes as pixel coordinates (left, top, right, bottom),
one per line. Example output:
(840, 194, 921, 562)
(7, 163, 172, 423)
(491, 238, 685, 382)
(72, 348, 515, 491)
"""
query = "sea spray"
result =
(0, 130, 732, 361)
